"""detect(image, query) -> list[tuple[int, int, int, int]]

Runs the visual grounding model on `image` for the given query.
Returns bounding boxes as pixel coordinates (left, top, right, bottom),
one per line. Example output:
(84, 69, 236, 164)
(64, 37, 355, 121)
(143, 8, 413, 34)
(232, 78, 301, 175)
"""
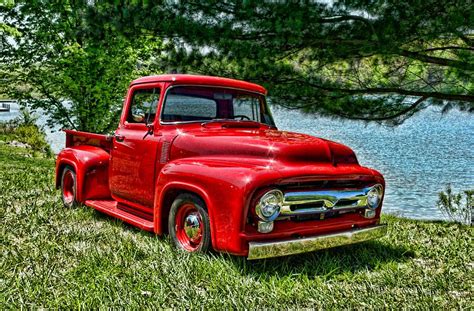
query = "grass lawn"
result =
(0, 141, 473, 309)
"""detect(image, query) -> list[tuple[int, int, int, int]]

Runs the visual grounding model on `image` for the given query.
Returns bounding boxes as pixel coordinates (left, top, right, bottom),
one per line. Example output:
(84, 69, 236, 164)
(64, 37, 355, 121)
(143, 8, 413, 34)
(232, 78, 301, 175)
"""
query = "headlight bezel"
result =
(367, 184, 383, 209)
(255, 189, 283, 222)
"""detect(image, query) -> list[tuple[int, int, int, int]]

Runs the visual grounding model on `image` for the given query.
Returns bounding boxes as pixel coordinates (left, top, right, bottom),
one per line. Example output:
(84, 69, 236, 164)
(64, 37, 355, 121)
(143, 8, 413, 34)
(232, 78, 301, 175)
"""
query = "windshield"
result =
(161, 86, 275, 126)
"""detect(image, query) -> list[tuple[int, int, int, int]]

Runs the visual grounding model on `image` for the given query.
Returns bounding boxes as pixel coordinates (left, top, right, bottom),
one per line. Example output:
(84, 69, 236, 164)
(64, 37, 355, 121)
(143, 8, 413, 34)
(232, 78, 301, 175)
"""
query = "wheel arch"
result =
(56, 159, 78, 189)
(154, 182, 216, 246)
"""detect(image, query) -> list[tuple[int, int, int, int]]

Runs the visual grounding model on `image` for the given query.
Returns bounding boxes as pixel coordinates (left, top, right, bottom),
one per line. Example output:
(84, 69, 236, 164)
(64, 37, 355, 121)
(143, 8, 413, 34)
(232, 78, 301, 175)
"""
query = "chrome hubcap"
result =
(183, 213, 201, 242)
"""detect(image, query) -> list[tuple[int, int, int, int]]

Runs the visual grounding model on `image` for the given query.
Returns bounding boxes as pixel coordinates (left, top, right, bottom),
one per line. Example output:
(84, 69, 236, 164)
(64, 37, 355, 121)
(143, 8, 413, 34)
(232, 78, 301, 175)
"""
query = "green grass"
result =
(0, 141, 473, 309)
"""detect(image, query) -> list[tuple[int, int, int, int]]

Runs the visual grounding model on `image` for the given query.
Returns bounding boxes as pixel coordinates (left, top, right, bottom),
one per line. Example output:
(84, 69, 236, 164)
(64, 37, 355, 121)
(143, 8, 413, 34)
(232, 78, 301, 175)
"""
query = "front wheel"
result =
(61, 166, 78, 208)
(168, 193, 211, 253)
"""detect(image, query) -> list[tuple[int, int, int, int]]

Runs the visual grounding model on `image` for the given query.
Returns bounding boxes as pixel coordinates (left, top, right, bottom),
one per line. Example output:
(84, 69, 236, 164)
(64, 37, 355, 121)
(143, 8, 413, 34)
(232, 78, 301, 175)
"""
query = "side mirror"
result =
(143, 123, 154, 139)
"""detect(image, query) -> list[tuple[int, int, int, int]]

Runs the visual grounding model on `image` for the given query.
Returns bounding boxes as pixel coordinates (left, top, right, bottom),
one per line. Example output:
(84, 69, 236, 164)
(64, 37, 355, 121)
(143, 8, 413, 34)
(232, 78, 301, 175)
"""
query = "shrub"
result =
(12, 124, 52, 156)
(437, 184, 473, 225)
(0, 108, 52, 157)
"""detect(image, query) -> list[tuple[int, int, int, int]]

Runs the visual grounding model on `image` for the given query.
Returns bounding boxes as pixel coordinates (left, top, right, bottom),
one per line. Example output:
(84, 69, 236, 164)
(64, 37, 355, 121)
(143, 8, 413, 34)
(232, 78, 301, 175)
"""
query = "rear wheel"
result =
(168, 193, 211, 253)
(61, 166, 78, 208)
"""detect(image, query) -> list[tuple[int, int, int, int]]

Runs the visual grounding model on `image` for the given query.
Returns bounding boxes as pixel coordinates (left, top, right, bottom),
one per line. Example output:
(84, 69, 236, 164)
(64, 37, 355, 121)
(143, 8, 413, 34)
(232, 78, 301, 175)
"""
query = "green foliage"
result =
(151, 1, 473, 125)
(2, 1, 473, 127)
(9, 125, 52, 157)
(0, 108, 52, 156)
(0, 1, 167, 133)
(0, 142, 473, 308)
(437, 185, 473, 225)
(9, 107, 38, 127)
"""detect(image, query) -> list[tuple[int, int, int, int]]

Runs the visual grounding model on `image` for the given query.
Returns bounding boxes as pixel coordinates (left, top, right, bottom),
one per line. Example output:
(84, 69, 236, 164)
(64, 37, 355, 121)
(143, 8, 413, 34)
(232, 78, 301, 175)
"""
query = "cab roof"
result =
(131, 74, 267, 95)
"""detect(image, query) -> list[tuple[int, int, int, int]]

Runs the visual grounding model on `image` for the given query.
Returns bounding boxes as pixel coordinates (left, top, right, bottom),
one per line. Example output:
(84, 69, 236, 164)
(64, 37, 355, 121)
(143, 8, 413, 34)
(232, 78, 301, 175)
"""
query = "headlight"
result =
(367, 184, 383, 209)
(255, 189, 283, 222)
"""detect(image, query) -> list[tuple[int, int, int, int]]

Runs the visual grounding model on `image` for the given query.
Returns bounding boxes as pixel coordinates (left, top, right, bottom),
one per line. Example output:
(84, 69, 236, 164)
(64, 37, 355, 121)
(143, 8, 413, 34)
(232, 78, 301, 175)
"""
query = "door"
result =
(110, 86, 162, 207)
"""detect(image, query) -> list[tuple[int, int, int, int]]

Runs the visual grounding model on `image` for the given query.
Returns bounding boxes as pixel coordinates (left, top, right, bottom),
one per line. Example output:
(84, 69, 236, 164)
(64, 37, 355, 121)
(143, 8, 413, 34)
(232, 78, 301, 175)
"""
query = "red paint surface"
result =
(56, 74, 385, 256)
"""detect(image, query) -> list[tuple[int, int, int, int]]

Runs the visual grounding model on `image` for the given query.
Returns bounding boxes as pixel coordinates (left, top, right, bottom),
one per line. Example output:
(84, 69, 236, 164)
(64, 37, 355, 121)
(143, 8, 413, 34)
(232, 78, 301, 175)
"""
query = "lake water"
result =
(2, 102, 473, 220)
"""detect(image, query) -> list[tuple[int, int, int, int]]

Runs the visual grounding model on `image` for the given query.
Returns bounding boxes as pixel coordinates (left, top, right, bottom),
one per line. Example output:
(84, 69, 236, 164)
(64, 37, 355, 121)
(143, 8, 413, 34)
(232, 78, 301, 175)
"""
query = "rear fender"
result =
(56, 145, 111, 202)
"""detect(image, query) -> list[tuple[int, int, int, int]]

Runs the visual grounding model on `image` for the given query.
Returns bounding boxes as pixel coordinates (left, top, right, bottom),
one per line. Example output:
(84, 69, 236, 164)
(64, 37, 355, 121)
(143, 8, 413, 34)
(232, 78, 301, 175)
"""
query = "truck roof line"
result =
(130, 74, 267, 94)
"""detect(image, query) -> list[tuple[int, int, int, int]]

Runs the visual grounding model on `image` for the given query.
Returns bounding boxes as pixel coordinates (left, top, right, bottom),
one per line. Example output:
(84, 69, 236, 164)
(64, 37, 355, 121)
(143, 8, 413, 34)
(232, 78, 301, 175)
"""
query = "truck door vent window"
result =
(127, 88, 160, 124)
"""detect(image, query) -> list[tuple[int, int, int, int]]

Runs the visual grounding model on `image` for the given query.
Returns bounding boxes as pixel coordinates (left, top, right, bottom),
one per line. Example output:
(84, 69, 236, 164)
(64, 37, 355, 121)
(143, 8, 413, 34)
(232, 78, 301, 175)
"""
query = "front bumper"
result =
(247, 224, 387, 260)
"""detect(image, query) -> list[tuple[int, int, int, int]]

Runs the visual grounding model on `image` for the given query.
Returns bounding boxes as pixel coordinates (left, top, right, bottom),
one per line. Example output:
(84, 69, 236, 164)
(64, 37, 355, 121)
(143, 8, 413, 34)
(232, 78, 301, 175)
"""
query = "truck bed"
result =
(64, 129, 112, 151)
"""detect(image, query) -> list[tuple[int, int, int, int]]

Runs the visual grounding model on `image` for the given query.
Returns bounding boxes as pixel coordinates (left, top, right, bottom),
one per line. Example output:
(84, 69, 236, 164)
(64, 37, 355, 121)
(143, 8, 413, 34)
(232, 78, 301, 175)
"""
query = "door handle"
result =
(114, 134, 125, 142)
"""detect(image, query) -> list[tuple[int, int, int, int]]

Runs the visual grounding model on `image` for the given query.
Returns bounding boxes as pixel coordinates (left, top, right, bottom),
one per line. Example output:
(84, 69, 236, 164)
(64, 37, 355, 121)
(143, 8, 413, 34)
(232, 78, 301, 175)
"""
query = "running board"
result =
(84, 200, 154, 232)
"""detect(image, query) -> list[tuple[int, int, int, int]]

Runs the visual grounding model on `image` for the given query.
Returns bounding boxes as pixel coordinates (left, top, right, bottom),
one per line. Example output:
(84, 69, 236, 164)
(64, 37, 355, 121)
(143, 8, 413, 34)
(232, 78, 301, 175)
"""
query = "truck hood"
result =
(169, 127, 358, 166)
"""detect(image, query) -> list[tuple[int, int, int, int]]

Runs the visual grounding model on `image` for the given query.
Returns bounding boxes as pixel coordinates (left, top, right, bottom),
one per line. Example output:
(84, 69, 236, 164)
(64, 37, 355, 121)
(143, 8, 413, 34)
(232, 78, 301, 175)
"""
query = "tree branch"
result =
(292, 79, 474, 102)
(35, 78, 77, 130)
(399, 49, 474, 70)
(318, 15, 379, 41)
(334, 96, 428, 121)
(420, 46, 474, 52)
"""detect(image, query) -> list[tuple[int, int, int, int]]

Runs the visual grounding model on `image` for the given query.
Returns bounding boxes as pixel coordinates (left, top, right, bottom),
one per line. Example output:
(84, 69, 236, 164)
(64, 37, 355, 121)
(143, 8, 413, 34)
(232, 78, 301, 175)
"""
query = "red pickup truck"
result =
(56, 74, 386, 259)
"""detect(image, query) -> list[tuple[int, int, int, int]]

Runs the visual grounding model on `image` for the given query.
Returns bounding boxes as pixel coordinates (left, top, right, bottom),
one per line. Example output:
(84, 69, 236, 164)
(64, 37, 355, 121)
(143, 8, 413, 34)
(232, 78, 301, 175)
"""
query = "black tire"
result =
(168, 193, 211, 253)
(61, 166, 78, 208)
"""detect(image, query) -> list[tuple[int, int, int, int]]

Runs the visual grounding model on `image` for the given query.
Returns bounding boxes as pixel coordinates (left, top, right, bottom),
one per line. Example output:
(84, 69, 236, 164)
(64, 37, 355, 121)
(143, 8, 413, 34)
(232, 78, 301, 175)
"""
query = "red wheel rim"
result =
(62, 171, 74, 204)
(175, 203, 204, 251)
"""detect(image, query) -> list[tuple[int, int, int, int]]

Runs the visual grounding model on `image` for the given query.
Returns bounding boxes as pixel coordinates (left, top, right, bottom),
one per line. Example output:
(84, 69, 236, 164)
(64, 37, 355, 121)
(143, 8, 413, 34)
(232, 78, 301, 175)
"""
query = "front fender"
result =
(154, 156, 282, 255)
(56, 145, 110, 202)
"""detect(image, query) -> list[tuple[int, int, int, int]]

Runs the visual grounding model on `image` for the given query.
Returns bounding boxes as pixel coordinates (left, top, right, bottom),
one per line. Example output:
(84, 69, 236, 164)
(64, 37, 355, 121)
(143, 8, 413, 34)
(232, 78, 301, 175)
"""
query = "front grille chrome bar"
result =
(280, 185, 378, 216)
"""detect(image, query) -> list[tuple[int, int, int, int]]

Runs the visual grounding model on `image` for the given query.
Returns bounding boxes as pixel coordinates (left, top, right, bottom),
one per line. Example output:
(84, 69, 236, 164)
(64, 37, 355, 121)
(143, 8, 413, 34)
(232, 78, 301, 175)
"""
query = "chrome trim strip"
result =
(247, 224, 387, 260)
(280, 185, 380, 216)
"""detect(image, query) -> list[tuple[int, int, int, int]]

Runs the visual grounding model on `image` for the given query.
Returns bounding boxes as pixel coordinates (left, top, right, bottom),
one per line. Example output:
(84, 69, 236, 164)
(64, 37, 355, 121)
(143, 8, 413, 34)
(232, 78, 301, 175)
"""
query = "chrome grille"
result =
(280, 186, 376, 217)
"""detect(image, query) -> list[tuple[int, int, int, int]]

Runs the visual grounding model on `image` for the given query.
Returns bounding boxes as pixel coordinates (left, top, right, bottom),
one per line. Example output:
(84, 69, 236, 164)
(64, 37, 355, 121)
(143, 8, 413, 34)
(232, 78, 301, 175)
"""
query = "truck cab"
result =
(56, 74, 386, 259)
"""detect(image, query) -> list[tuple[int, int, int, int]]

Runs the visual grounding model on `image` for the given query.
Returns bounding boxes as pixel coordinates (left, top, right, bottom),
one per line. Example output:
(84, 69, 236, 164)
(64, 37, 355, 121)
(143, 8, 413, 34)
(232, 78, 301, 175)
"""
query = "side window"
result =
(127, 88, 159, 124)
(233, 96, 261, 122)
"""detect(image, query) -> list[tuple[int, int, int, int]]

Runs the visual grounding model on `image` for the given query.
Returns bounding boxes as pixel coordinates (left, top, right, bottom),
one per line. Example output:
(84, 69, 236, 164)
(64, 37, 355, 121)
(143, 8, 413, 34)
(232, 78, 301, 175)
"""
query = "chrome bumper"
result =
(247, 224, 387, 260)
